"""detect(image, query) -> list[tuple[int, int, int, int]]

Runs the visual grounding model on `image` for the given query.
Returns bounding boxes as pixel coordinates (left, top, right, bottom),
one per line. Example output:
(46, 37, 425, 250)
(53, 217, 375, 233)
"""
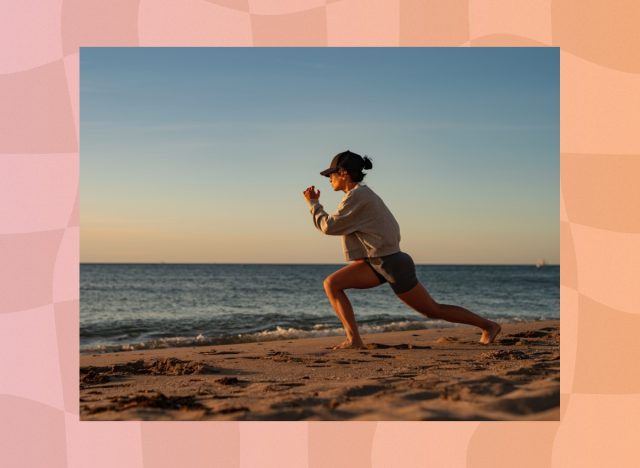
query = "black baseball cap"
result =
(320, 150, 361, 177)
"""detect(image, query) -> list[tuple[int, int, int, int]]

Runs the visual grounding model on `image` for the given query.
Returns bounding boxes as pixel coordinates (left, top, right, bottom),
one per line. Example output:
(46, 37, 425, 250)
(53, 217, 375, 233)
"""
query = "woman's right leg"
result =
(323, 260, 383, 349)
(397, 282, 501, 344)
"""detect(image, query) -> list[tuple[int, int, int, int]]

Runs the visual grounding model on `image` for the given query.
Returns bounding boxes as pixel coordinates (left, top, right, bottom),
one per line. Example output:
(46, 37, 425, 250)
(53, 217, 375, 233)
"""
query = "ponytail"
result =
(362, 156, 373, 170)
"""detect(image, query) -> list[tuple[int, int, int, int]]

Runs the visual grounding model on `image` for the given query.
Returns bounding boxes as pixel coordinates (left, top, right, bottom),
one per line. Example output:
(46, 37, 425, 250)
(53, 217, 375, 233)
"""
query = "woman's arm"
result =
(303, 188, 368, 236)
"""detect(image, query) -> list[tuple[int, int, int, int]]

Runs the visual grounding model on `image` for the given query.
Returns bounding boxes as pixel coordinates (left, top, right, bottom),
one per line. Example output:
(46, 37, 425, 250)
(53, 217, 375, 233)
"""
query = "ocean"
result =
(80, 264, 559, 354)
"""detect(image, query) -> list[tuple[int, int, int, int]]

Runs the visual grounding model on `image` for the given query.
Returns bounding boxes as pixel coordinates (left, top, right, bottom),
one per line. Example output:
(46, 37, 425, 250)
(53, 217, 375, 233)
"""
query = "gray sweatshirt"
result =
(307, 184, 401, 261)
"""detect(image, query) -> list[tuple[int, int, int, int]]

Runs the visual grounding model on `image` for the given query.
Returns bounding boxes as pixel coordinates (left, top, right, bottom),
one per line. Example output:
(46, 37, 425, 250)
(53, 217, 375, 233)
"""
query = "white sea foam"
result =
(80, 319, 461, 354)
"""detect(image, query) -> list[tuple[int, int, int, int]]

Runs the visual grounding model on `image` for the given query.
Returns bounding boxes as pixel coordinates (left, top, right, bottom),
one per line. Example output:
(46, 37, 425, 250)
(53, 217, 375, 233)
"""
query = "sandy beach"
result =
(80, 320, 559, 421)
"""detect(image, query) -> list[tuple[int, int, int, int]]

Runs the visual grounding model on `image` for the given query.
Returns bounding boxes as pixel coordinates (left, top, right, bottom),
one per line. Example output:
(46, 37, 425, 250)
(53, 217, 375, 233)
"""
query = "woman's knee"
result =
(428, 302, 447, 319)
(323, 275, 340, 295)
(419, 300, 443, 319)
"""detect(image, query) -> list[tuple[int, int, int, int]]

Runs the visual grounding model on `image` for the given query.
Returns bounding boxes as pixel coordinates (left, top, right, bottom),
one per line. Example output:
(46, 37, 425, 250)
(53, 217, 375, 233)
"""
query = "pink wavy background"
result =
(1, 0, 639, 466)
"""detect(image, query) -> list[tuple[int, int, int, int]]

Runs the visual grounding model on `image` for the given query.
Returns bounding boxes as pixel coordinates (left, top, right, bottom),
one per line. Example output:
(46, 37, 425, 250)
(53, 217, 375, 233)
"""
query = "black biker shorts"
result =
(364, 251, 419, 295)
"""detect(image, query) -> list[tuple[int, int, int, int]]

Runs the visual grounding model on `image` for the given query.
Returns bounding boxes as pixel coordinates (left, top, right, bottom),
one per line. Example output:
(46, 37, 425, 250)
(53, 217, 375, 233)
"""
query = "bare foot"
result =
(480, 322, 502, 345)
(332, 339, 365, 350)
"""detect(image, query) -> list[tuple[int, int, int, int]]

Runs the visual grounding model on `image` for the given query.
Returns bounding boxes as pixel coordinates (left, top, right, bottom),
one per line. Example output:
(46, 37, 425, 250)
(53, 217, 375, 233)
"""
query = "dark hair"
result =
(338, 151, 373, 182)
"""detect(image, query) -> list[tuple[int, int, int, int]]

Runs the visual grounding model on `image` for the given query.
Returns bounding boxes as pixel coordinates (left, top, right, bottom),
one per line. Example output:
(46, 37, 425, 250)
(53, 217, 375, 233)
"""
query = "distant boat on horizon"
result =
(535, 259, 547, 268)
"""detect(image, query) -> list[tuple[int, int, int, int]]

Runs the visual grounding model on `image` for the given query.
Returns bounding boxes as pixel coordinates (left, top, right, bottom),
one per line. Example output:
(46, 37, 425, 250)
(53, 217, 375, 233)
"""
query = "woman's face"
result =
(329, 170, 347, 191)
(329, 172, 344, 192)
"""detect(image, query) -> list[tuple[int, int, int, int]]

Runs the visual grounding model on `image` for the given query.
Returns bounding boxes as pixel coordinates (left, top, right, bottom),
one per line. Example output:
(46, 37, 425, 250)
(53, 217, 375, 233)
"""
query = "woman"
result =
(303, 150, 502, 349)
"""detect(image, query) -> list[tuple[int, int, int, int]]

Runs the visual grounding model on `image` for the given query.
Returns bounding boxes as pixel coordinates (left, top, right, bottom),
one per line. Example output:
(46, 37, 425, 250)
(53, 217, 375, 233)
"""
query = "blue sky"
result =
(81, 47, 559, 264)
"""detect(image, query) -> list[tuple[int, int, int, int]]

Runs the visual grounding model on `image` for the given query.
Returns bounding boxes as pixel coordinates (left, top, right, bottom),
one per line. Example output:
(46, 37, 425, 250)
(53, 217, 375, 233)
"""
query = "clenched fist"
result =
(303, 185, 320, 202)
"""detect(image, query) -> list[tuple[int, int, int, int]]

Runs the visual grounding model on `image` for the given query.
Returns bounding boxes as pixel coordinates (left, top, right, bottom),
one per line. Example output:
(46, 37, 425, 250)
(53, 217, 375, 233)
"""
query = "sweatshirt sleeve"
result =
(307, 192, 367, 236)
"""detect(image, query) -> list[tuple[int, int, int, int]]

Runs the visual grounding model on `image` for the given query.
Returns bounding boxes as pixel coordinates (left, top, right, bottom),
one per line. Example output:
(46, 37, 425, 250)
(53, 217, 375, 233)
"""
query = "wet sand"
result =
(80, 320, 559, 421)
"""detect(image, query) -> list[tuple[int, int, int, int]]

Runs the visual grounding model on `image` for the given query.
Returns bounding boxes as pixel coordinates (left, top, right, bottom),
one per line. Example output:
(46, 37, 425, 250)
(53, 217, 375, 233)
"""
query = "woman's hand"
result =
(303, 185, 321, 202)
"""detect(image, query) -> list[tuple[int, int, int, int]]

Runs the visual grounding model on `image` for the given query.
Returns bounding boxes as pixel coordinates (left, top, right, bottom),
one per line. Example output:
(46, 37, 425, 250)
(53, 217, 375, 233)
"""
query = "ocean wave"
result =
(80, 319, 450, 354)
(80, 314, 556, 355)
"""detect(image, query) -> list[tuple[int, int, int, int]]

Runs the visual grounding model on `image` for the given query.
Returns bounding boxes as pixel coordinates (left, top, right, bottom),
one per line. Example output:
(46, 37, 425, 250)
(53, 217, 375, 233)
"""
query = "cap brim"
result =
(320, 168, 337, 177)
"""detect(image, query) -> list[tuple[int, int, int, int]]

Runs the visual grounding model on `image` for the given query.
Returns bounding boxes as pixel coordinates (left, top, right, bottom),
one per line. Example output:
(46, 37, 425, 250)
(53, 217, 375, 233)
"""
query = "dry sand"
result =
(80, 320, 559, 421)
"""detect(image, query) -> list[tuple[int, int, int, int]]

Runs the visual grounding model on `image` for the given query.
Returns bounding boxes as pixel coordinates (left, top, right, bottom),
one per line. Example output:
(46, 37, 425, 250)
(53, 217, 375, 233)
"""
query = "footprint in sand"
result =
(145, 358, 219, 375)
(82, 358, 220, 377)
(507, 329, 551, 339)
(402, 390, 439, 401)
(498, 338, 520, 345)
(435, 337, 459, 344)
(217, 406, 250, 415)
(439, 377, 516, 401)
(270, 397, 327, 410)
(343, 384, 386, 398)
(267, 351, 300, 362)
(263, 384, 281, 392)
(483, 386, 559, 415)
(275, 382, 306, 388)
(89, 393, 207, 414)
(215, 377, 245, 386)
(481, 350, 530, 361)
(368, 343, 432, 350)
(531, 351, 553, 357)
(393, 372, 418, 378)
(81, 370, 111, 386)
(506, 361, 559, 378)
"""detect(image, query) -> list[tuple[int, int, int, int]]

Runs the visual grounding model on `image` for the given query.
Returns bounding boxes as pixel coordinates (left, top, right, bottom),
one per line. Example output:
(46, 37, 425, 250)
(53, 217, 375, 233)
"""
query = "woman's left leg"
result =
(397, 282, 502, 344)
(323, 260, 384, 349)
